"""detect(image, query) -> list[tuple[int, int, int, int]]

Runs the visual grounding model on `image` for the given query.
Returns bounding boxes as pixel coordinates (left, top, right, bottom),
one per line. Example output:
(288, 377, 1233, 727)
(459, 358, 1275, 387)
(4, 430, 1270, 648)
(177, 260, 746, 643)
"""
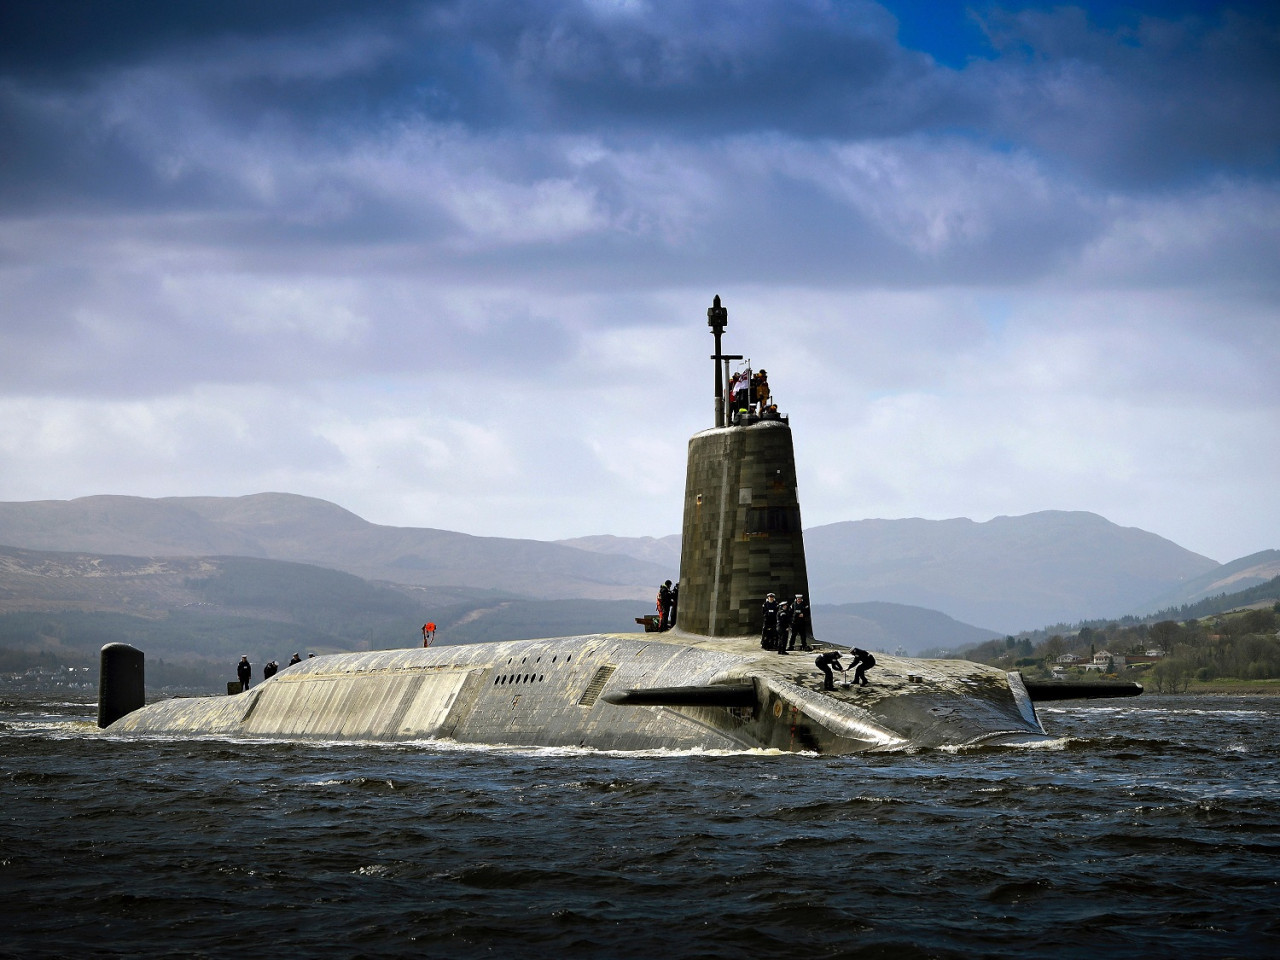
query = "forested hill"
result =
(1146, 575, 1280, 624)
(958, 576, 1280, 691)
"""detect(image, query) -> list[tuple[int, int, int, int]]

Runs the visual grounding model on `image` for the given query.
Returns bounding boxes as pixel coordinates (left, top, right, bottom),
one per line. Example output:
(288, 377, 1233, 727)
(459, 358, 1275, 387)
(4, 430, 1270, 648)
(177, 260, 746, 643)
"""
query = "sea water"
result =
(2, 694, 1277, 959)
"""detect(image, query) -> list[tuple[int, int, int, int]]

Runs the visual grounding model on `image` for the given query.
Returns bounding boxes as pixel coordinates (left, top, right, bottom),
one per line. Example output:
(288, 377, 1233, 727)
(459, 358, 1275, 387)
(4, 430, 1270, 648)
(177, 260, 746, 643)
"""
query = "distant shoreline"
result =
(1185, 680, 1280, 695)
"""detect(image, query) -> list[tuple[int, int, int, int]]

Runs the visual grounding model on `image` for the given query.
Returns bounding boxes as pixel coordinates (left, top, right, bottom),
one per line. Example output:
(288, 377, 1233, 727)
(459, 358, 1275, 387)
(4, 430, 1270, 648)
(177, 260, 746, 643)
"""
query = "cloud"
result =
(0, 1, 1277, 565)
(973, 5, 1280, 185)
(1071, 178, 1280, 293)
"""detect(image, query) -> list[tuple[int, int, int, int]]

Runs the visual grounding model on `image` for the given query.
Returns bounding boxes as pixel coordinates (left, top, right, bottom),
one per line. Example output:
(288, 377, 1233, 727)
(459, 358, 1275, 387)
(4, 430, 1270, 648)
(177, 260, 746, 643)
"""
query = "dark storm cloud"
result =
(1, 2, 1277, 344)
(0, 0, 942, 133)
(972, 5, 1280, 185)
(489, 1, 955, 138)
(0, 1, 415, 77)
(0, 1, 1273, 339)
(2, 3, 1276, 215)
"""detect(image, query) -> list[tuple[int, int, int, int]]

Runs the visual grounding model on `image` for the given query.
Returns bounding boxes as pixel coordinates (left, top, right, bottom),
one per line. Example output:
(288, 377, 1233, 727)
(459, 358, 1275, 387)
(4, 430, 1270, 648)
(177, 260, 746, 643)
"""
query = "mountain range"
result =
(0, 494, 668, 601)
(561, 515, 1253, 632)
(0, 493, 1273, 665)
(0, 541, 994, 666)
(801, 513, 1225, 631)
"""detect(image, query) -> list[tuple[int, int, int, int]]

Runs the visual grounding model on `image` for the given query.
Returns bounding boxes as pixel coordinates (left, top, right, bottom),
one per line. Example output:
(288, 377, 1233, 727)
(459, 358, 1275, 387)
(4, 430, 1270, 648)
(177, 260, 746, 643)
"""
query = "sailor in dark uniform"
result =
(849, 648, 876, 687)
(236, 655, 252, 691)
(776, 602, 792, 654)
(791, 594, 812, 651)
(761, 593, 779, 649)
(815, 650, 844, 691)
(658, 580, 674, 630)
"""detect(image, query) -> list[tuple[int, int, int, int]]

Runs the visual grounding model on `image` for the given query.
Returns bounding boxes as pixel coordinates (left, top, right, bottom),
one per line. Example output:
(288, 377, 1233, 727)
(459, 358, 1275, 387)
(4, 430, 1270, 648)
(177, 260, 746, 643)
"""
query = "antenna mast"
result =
(707, 295, 741, 428)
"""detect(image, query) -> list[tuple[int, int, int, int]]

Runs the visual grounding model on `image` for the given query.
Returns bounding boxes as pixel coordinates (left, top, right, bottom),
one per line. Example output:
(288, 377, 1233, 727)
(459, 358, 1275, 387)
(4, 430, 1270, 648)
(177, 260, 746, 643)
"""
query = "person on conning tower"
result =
(752, 368, 770, 416)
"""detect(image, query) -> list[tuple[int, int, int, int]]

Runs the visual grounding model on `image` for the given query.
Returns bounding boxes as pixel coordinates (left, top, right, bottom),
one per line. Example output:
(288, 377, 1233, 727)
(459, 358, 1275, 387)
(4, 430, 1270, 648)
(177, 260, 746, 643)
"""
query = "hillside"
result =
(0, 544, 498, 620)
(0, 543, 997, 677)
(0, 494, 668, 601)
(0, 494, 1258, 638)
(801, 512, 1218, 633)
(0, 544, 645, 683)
(0, 544, 518, 671)
(957, 589, 1280, 692)
(1133, 551, 1280, 614)
(556, 511, 1224, 634)
(814, 602, 1000, 654)
(555, 534, 682, 569)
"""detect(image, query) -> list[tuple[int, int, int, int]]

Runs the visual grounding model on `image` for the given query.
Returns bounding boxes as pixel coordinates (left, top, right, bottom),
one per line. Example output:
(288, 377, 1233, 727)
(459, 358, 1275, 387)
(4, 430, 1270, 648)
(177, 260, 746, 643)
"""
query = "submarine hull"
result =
(102, 633, 1054, 753)
(100, 296, 1142, 753)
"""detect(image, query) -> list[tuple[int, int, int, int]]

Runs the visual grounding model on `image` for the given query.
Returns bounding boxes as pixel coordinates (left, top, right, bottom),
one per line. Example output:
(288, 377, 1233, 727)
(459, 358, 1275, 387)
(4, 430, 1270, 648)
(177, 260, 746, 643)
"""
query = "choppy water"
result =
(2, 694, 1278, 959)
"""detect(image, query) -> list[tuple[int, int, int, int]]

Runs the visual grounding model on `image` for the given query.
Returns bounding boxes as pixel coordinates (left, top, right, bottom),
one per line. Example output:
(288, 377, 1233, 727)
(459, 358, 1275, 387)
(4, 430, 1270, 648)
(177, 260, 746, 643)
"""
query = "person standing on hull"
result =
(761, 593, 779, 650)
(263, 660, 278, 680)
(236, 655, 252, 691)
(776, 601, 792, 654)
(815, 650, 844, 691)
(657, 580, 674, 631)
(288, 652, 302, 666)
(791, 594, 813, 651)
(849, 648, 876, 687)
(670, 582, 678, 628)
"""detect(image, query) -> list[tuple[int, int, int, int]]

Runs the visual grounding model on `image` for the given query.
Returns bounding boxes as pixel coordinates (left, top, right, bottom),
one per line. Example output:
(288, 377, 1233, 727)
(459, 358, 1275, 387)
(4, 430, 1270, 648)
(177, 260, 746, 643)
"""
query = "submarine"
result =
(98, 296, 1140, 753)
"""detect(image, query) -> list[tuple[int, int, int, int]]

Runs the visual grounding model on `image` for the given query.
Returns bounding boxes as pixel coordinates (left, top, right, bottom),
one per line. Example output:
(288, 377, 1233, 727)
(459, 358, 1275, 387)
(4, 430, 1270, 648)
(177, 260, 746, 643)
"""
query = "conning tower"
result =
(676, 296, 811, 637)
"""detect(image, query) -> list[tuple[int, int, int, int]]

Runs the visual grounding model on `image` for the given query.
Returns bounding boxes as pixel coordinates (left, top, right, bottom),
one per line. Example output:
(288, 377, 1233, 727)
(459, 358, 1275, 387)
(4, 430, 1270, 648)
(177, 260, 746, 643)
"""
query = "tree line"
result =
(960, 604, 1280, 692)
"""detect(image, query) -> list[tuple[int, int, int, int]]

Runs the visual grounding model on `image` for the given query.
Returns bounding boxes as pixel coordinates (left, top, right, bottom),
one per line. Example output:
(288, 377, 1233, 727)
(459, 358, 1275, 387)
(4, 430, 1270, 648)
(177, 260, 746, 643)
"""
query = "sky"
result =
(1, 0, 1277, 564)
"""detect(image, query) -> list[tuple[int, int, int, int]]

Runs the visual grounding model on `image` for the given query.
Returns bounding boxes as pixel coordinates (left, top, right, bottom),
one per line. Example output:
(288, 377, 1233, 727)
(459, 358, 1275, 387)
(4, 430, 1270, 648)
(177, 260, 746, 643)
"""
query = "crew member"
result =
(731, 370, 751, 422)
(753, 369, 770, 416)
(791, 594, 812, 651)
(263, 660, 278, 680)
(761, 593, 779, 650)
(849, 648, 876, 687)
(815, 650, 844, 691)
(288, 652, 302, 666)
(776, 601, 792, 654)
(658, 580, 674, 631)
(236, 655, 252, 692)
(423, 622, 437, 647)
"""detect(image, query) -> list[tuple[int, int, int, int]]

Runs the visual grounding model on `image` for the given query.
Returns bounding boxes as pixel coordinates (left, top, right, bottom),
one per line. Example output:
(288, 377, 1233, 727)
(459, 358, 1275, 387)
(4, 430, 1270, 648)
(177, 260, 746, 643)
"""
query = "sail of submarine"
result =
(98, 296, 1140, 753)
